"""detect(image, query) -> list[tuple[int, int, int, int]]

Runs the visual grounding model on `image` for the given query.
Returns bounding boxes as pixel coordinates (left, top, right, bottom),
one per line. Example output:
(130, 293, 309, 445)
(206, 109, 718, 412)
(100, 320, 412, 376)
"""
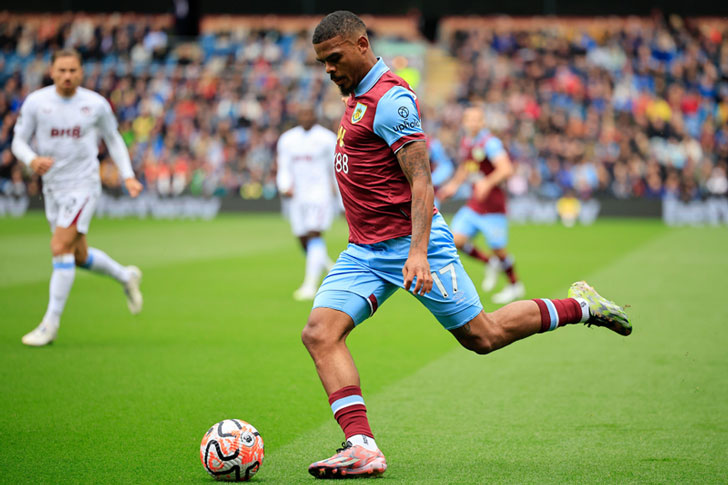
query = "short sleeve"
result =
(484, 137, 506, 161)
(372, 86, 426, 153)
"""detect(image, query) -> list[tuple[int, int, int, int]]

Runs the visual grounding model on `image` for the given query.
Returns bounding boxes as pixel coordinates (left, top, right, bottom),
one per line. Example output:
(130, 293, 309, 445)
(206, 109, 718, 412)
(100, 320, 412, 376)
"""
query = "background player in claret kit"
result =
(303, 11, 631, 479)
(276, 103, 338, 300)
(11, 49, 143, 347)
(439, 106, 525, 304)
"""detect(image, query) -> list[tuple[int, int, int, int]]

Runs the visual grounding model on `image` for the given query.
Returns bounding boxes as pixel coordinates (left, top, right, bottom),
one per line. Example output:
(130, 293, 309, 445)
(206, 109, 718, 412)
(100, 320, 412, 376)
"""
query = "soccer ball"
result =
(200, 419, 264, 481)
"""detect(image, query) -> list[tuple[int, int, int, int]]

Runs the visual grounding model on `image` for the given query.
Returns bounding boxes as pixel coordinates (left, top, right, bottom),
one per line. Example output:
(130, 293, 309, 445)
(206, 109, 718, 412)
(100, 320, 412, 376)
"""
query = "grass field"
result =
(1, 213, 727, 484)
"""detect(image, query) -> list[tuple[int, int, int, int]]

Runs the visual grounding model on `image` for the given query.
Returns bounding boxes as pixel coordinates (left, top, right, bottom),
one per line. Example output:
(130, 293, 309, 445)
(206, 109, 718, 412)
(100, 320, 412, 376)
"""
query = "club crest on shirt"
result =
(472, 147, 486, 161)
(351, 102, 367, 124)
(81, 106, 91, 115)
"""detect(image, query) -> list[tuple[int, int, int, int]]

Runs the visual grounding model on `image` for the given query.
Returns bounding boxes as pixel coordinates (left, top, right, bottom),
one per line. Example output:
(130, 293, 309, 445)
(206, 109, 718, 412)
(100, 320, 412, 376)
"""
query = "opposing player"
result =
(304, 11, 631, 479)
(11, 49, 143, 347)
(276, 103, 338, 300)
(439, 107, 524, 304)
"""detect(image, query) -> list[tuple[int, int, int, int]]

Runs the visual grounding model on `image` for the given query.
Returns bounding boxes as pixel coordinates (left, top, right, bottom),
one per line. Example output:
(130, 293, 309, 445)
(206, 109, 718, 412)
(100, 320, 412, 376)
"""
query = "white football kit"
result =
(276, 124, 338, 236)
(12, 85, 134, 233)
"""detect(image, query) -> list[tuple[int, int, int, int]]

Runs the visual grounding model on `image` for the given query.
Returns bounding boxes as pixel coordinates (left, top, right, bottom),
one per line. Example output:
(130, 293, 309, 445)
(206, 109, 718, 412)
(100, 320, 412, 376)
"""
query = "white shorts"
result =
(44, 187, 100, 234)
(288, 198, 334, 237)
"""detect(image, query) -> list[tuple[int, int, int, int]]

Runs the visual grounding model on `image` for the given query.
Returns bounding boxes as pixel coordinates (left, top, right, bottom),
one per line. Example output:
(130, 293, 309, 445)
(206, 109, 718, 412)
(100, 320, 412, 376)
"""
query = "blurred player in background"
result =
(303, 11, 631, 479)
(428, 137, 454, 208)
(276, 103, 338, 300)
(439, 106, 524, 304)
(11, 49, 143, 347)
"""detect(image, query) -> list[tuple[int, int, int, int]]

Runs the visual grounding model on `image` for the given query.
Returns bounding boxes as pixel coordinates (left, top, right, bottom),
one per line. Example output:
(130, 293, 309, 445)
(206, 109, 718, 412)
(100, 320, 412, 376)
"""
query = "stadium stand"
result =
(0, 13, 726, 203)
(437, 16, 728, 202)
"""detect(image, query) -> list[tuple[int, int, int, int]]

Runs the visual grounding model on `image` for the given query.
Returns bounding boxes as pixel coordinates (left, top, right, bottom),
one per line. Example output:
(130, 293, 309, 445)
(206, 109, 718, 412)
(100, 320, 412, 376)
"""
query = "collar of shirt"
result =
(53, 87, 79, 102)
(354, 58, 389, 97)
(475, 129, 492, 144)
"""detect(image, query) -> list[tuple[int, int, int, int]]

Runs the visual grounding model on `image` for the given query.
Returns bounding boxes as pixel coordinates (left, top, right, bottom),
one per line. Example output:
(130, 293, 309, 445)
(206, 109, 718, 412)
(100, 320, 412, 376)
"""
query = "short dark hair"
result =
(51, 48, 82, 65)
(312, 11, 367, 44)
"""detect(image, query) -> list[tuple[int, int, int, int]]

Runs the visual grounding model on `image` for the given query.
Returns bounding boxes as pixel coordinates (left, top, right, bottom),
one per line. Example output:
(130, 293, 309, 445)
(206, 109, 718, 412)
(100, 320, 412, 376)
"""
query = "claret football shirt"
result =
(333, 58, 433, 244)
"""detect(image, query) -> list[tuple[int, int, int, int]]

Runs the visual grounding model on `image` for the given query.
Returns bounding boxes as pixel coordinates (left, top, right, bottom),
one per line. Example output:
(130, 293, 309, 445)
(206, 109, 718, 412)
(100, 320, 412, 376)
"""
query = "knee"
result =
(459, 335, 495, 355)
(453, 234, 467, 249)
(300, 322, 318, 350)
(453, 313, 502, 355)
(493, 249, 508, 260)
(301, 315, 335, 352)
(50, 238, 71, 257)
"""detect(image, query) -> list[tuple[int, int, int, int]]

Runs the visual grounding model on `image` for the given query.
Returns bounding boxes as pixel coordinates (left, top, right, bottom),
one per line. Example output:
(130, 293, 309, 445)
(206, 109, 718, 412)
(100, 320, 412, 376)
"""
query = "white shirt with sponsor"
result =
(12, 85, 133, 192)
(276, 124, 338, 203)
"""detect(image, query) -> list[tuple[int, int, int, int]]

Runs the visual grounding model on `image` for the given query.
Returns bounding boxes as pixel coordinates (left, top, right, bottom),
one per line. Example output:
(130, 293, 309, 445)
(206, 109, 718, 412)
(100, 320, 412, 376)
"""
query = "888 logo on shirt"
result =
(334, 151, 349, 174)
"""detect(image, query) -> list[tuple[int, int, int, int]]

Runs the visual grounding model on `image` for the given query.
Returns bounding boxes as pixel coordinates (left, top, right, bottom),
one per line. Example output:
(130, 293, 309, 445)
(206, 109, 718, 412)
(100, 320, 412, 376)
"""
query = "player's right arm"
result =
(11, 96, 54, 175)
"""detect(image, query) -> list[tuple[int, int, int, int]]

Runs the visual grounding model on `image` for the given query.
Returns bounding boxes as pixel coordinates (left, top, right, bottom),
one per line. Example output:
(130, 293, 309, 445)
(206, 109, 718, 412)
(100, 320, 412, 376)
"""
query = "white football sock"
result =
(348, 434, 378, 451)
(42, 254, 76, 324)
(311, 238, 329, 277)
(573, 297, 591, 322)
(302, 238, 327, 289)
(80, 247, 130, 284)
(325, 255, 334, 271)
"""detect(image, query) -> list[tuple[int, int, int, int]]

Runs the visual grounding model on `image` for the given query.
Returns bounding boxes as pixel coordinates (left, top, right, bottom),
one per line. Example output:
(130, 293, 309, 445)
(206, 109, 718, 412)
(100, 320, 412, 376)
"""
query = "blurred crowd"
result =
(435, 16, 728, 201)
(0, 12, 727, 203)
(0, 13, 345, 199)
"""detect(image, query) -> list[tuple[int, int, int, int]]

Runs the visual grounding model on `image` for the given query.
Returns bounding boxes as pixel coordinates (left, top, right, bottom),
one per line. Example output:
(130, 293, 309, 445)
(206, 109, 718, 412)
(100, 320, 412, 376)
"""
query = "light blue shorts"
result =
(450, 206, 509, 250)
(313, 213, 483, 330)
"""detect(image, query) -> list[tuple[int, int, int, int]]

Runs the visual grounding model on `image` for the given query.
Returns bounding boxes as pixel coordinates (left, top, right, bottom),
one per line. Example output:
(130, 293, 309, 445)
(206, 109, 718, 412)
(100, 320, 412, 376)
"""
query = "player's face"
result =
(51, 56, 83, 97)
(462, 108, 485, 137)
(314, 34, 367, 96)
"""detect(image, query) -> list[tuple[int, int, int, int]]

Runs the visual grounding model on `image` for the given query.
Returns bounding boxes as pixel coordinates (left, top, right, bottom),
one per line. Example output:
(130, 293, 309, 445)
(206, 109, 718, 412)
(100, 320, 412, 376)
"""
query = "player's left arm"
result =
(397, 140, 435, 288)
(474, 138, 513, 201)
(97, 99, 142, 198)
(397, 141, 434, 296)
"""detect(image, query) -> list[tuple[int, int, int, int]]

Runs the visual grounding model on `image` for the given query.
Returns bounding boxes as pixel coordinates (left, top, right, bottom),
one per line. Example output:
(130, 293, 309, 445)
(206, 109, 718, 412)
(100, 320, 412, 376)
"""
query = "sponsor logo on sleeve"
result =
(392, 117, 421, 133)
(397, 106, 409, 118)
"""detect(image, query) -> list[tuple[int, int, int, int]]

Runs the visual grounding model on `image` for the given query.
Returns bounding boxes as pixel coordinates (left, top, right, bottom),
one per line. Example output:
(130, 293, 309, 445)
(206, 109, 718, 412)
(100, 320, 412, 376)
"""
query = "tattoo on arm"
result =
(397, 141, 432, 186)
(397, 141, 434, 253)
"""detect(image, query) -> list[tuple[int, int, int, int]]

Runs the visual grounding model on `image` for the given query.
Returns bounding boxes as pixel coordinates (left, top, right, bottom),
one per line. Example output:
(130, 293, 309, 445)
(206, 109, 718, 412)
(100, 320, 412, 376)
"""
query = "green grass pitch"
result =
(1, 213, 727, 483)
